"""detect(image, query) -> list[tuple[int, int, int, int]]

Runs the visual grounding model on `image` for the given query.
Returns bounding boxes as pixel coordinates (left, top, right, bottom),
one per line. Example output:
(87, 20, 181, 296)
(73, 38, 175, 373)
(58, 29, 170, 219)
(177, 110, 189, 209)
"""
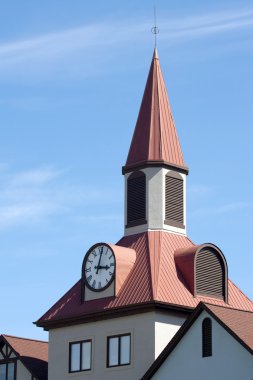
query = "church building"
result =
(1, 48, 252, 380)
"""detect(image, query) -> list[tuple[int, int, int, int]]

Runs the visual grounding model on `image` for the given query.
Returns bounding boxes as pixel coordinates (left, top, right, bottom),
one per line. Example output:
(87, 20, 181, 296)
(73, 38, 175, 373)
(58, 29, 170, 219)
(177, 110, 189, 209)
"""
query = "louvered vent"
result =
(127, 171, 146, 227)
(202, 318, 212, 357)
(165, 171, 184, 227)
(196, 247, 225, 300)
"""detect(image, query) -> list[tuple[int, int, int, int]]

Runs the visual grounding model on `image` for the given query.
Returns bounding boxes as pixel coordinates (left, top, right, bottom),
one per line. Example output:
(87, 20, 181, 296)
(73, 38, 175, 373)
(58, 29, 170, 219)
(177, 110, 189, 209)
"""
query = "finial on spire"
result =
(151, 4, 159, 48)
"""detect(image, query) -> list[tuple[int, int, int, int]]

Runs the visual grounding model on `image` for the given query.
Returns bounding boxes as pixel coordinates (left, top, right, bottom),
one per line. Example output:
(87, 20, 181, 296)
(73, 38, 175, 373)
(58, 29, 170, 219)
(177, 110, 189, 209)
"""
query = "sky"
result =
(0, 0, 253, 341)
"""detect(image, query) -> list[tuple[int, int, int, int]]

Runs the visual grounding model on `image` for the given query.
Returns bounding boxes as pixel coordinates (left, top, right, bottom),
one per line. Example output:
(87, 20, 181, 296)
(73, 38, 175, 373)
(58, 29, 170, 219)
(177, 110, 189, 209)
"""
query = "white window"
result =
(69, 340, 92, 372)
(107, 334, 131, 367)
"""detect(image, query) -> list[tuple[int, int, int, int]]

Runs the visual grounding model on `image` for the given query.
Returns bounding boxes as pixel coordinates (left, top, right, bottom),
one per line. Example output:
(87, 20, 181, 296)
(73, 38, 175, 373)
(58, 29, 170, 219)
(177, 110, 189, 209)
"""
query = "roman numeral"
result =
(92, 280, 96, 288)
(98, 282, 102, 289)
(110, 263, 115, 267)
(92, 251, 97, 257)
(88, 259, 93, 264)
(109, 254, 113, 259)
(87, 275, 92, 283)
(109, 271, 113, 276)
(85, 267, 91, 273)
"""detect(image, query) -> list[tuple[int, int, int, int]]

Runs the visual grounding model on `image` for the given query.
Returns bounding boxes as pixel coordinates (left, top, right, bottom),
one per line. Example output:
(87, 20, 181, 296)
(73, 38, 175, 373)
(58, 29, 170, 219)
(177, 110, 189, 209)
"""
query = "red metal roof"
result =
(2, 335, 48, 380)
(124, 48, 187, 172)
(206, 304, 253, 352)
(36, 231, 253, 328)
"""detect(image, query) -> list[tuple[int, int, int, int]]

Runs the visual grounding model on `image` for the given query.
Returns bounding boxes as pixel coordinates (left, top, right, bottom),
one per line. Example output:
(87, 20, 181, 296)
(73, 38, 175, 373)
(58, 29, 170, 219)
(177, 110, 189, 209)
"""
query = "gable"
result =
(0, 335, 48, 380)
(144, 310, 253, 380)
(0, 341, 17, 360)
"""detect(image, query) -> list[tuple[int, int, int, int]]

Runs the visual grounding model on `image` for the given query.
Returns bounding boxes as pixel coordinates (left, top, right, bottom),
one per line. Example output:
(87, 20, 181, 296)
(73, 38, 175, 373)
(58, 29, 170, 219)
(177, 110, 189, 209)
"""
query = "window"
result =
(127, 171, 146, 227)
(107, 334, 131, 368)
(196, 246, 227, 301)
(69, 340, 92, 373)
(202, 318, 212, 357)
(0, 362, 16, 380)
(165, 171, 184, 228)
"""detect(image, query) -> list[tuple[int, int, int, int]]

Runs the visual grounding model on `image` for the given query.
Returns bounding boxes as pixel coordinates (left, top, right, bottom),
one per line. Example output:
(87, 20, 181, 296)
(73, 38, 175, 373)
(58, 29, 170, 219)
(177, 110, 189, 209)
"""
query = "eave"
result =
(35, 301, 192, 331)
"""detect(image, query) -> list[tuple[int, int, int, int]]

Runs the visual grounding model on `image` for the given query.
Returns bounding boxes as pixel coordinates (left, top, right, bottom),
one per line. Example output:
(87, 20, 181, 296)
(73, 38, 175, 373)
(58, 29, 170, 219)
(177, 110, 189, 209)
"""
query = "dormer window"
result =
(165, 171, 184, 228)
(196, 246, 227, 301)
(126, 171, 146, 228)
(175, 243, 228, 302)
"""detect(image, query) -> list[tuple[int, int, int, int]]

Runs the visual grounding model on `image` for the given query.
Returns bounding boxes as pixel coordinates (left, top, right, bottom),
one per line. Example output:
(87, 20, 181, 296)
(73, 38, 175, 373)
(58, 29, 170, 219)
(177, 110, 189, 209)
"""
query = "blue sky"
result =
(0, 1, 252, 340)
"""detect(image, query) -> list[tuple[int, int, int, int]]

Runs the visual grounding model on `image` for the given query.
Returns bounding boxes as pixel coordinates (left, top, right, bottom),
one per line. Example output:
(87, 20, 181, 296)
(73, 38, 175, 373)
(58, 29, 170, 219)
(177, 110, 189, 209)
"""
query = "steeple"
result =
(123, 49, 188, 237)
(123, 48, 188, 175)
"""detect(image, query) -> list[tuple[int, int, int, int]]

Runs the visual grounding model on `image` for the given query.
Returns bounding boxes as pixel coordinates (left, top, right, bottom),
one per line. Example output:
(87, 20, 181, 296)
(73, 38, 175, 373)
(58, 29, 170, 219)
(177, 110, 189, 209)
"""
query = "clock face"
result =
(83, 244, 115, 291)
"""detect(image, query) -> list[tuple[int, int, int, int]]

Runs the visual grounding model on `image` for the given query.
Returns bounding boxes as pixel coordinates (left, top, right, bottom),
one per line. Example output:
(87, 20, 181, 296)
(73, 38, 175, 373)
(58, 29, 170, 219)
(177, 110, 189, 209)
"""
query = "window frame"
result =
(0, 359, 17, 380)
(106, 333, 131, 368)
(68, 339, 92, 373)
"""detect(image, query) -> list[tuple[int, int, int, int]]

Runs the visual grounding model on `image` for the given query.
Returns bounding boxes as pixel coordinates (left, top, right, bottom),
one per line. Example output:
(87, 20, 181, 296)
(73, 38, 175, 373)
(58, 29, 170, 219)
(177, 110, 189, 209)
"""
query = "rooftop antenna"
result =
(151, 3, 159, 48)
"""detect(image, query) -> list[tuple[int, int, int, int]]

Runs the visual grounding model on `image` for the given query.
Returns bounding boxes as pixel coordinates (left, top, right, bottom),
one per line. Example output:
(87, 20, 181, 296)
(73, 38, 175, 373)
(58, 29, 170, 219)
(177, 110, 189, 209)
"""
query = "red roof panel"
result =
(36, 231, 253, 328)
(206, 304, 253, 352)
(125, 49, 187, 171)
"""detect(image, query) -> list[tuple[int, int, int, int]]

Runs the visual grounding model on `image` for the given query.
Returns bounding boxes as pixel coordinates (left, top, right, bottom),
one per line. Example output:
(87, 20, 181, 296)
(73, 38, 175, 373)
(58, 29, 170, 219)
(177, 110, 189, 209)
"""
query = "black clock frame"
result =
(82, 242, 116, 293)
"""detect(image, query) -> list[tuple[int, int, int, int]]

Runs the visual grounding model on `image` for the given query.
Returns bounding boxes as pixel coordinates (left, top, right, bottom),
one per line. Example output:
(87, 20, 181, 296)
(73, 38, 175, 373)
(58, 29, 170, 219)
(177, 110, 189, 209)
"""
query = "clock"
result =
(83, 243, 115, 291)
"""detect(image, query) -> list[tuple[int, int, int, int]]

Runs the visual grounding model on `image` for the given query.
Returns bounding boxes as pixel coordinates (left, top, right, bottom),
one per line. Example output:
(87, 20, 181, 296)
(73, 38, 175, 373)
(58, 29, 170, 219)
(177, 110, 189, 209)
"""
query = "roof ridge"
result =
(204, 302, 253, 314)
(3, 334, 48, 344)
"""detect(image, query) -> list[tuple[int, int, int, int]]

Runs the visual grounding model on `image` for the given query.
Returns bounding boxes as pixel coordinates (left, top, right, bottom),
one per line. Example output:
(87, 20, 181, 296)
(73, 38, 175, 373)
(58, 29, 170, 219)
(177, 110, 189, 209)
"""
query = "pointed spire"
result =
(123, 49, 188, 174)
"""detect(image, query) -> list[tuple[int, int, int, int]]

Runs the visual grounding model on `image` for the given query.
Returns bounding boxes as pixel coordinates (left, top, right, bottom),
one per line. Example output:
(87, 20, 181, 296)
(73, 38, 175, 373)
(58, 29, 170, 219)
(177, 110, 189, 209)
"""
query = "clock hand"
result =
(96, 247, 103, 274)
(96, 265, 109, 270)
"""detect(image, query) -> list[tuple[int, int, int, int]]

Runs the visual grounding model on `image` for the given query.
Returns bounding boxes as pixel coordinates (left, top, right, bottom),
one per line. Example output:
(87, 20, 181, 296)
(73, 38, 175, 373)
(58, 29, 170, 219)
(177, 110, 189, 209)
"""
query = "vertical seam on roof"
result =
(148, 58, 156, 161)
(155, 57, 163, 160)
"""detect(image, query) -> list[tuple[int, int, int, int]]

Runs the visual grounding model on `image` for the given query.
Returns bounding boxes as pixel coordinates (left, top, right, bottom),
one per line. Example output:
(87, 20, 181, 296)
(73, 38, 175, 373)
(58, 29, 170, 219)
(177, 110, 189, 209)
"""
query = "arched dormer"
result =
(165, 171, 184, 228)
(174, 243, 228, 302)
(195, 245, 227, 300)
(126, 171, 146, 228)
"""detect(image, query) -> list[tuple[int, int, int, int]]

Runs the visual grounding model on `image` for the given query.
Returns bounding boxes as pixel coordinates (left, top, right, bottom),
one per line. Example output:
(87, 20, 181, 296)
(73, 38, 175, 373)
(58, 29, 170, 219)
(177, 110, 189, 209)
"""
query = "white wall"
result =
(16, 360, 32, 380)
(124, 167, 186, 236)
(154, 311, 186, 358)
(152, 310, 253, 380)
(48, 310, 186, 380)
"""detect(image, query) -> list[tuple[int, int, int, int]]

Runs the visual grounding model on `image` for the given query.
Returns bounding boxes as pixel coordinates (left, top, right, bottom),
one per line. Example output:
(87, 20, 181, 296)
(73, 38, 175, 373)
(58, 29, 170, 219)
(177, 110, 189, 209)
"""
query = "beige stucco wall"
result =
(152, 310, 253, 380)
(48, 310, 186, 380)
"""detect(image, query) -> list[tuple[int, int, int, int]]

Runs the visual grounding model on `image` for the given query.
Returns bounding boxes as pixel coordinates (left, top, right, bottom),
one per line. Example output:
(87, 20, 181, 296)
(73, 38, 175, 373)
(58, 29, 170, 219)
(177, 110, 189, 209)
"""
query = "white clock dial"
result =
(84, 244, 115, 291)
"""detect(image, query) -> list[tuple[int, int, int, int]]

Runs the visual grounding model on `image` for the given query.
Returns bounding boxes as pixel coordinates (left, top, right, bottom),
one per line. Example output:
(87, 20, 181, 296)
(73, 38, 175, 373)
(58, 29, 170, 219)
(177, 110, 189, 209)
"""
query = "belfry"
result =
(123, 48, 188, 236)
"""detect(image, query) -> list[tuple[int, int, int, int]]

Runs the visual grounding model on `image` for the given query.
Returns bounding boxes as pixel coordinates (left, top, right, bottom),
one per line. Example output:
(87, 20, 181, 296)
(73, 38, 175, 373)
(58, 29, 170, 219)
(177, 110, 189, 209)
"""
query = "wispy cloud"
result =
(193, 201, 253, 216)
(0, 166, 120, 230)
(10, 168, 63, 186)
(161, 9, 253, 40)
(187, 184, 214, 197)
(78, 214, 121, 223)
(0, 8, 252, 81)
